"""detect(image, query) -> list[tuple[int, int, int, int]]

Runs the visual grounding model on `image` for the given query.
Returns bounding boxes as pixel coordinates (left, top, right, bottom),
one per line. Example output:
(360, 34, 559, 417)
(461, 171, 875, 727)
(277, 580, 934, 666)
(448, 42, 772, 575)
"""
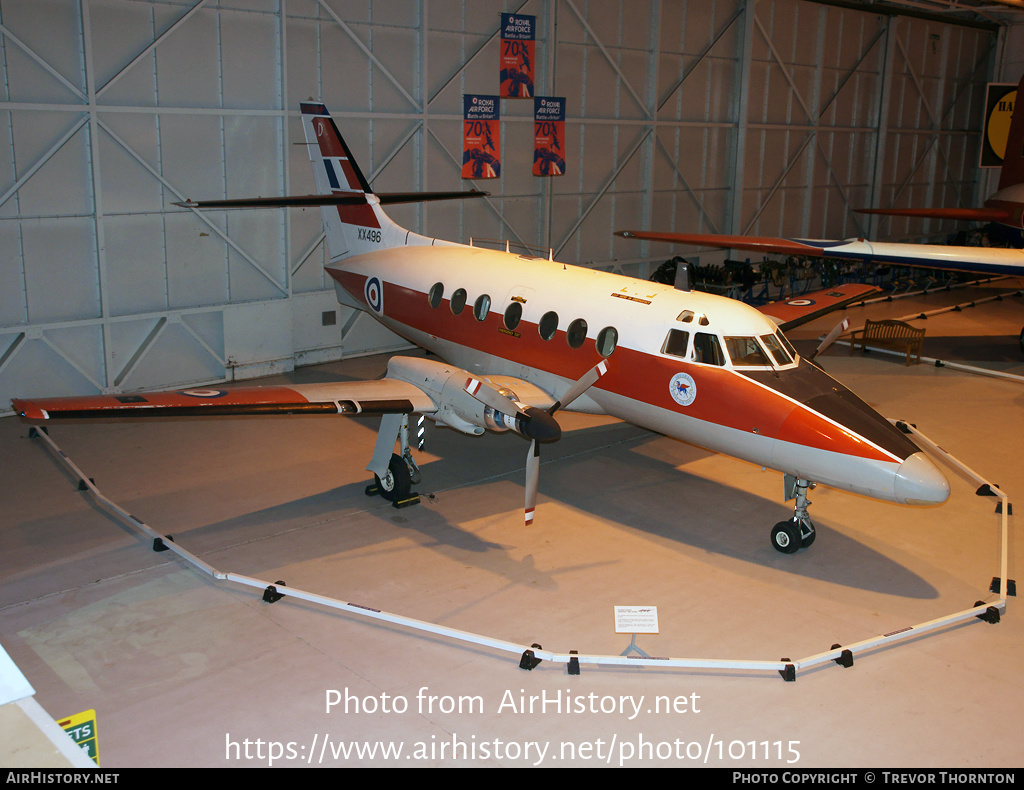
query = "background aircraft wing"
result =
(756, 283, 880, 331)
(855, 207, 1015, 224)
(615, 230, 1024, 277)
(11, 379, 438, 421)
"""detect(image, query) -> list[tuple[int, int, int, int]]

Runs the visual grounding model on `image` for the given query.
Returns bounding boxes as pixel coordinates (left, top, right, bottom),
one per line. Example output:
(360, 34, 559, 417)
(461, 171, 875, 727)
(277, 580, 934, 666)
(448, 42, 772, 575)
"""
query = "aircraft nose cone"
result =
(894, 452, 949, 505)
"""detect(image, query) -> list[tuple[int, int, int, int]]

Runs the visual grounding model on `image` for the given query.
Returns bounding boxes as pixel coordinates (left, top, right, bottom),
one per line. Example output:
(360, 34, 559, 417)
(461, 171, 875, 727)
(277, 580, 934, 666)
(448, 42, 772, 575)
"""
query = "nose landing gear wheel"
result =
(771, 521, 801, 554)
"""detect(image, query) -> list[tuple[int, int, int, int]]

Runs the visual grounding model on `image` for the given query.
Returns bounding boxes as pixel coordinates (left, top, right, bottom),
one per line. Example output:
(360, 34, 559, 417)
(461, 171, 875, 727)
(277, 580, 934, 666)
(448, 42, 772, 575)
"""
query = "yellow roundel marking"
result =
(987, 89, 1016, 161)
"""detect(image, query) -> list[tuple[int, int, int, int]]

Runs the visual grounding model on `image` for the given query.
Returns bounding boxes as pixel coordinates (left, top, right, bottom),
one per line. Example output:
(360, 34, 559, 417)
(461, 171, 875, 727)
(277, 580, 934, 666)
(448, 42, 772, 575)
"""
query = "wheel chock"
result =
(519, 644, 543, 671)
(831, 643, 854, 668)
(78, 478, 94, 491)
(263, 581, 287, 604)
(392, 493, 420, 509)
(779, 659, 796, 682)
(568, 650, 580, 676)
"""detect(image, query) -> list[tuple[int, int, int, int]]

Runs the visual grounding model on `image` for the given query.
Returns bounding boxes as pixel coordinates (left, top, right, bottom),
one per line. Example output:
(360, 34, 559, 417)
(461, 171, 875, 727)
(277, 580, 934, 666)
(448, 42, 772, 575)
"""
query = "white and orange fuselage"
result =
(324, 239, 947, 508)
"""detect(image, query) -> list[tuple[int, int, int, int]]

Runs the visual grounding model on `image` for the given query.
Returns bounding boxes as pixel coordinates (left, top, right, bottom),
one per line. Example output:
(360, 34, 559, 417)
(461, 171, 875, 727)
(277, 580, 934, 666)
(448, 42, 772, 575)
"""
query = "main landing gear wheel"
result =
(375, 453, 412, 503)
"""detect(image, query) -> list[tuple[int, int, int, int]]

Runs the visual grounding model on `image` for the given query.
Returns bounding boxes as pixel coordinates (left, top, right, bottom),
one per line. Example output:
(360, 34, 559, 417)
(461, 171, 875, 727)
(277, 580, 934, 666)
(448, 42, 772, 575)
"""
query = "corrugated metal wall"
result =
(0, 0, 1002, 412)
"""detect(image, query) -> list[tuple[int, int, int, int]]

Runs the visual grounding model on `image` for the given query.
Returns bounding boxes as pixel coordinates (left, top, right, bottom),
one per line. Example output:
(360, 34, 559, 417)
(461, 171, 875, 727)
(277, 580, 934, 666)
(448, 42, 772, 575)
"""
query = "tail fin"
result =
(300, 102, 410, 259)
(997, 73, 1024, 192)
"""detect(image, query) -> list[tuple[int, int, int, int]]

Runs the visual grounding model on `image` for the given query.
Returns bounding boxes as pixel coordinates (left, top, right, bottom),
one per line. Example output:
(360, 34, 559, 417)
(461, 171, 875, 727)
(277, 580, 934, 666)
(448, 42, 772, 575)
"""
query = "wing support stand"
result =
(24, 424, 1011, 682)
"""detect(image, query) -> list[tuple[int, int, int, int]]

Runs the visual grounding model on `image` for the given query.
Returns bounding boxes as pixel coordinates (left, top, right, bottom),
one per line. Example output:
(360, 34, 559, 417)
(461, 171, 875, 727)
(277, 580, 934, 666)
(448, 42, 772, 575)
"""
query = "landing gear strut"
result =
(772, 476, 816, 554)
(366, 413, 420, 507)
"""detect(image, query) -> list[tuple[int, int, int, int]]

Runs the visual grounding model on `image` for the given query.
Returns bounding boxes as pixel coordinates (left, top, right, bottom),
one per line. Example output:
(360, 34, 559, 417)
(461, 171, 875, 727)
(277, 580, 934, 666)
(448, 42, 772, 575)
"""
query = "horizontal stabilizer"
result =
(175, 190, 489, 210)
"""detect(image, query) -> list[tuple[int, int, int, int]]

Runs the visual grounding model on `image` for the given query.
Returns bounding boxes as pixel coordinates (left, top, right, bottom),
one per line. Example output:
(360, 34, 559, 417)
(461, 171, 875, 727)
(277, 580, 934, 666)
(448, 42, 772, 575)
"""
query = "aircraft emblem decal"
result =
(364, 276, 384, 314)
(669, 372, 697, 407)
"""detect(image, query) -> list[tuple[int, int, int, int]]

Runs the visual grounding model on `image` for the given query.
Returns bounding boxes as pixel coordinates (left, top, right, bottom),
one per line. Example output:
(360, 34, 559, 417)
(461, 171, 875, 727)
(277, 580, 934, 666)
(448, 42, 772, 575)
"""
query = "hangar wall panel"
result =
(0, 0, 1004, 414)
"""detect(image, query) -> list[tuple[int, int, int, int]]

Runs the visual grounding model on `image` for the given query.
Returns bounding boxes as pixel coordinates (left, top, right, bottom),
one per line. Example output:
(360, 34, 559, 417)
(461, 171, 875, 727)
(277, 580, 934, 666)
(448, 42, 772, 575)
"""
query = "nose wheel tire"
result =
(375, 453, 412, 502)
(771, 521, 801, 554)
(771, 519, 816, 553)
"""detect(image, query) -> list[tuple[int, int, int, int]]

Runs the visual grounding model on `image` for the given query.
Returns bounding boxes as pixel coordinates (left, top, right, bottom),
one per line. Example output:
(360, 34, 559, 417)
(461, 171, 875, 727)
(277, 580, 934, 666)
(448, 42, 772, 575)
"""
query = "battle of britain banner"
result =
(462, 94, 500, 179)
(534, 97, 566, 176)
(500, 13, 535, 99)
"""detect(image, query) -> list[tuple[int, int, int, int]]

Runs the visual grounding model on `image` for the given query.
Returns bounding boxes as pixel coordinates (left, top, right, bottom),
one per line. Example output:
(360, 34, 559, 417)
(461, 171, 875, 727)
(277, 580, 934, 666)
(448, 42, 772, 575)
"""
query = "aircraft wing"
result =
(11, 379, 438, 421)
(756, 283, 881, 331)
(855, 207, 1016, 224)
(614, 230, 1024, 278)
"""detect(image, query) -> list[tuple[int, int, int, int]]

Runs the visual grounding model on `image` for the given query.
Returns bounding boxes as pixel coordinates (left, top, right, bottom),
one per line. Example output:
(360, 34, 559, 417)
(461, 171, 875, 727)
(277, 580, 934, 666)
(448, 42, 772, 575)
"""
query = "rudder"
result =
(300, 102, 408, 260)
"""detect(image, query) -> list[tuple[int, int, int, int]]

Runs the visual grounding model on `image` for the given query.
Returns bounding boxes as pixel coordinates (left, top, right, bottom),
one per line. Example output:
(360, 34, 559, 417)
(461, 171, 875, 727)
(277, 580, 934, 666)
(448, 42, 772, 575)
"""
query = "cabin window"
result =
(504, 301, 523, 331)
(450, 288, 467, 315)
(662, 329, 690, 358)
(474, 294, 491, 321)
(538, 311, 559, 341)
(566, 318, 588, 349)
(760, 333, 793, 366)
(724, 336, 771, 367)
(596, 326, 618, 357)
(692, 332, 725, 366)
(428, 282, 444, 309)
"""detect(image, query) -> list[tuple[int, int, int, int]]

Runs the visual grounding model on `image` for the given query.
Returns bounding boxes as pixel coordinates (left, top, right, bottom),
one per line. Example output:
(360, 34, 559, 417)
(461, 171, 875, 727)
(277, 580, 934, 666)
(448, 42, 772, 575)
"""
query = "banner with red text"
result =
(533, 97, 566, 176)
(462, 95, 500, 179)
(500, 13, 535, 99)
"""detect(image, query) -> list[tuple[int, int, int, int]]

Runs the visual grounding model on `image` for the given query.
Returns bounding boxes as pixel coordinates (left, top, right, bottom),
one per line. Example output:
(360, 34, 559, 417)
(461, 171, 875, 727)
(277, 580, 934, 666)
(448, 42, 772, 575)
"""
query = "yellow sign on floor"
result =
(58, 709, 98, 766)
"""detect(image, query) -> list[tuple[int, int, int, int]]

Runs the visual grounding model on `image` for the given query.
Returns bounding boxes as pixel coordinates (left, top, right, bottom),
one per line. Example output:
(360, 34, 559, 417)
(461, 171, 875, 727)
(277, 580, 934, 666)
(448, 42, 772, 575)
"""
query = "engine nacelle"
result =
(387, 357, 514, 437)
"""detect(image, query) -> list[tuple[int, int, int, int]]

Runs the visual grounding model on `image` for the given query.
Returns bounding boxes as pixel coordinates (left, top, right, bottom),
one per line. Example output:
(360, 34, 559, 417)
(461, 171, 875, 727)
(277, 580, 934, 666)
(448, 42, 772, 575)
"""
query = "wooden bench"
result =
(849, 319, 925, 366)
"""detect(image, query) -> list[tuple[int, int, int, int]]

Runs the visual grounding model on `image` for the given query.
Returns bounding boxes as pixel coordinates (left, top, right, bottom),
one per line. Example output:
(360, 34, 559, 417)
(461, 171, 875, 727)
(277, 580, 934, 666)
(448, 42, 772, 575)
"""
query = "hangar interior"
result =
(2, 0, 1023, 768)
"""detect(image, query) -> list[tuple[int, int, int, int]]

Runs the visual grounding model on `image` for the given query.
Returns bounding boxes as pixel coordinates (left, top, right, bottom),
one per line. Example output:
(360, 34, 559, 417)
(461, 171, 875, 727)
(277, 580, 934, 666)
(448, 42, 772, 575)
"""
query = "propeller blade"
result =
(550, 359, 609, 414)
(525, 440, 540, 526)
(810, 317, 850, 361)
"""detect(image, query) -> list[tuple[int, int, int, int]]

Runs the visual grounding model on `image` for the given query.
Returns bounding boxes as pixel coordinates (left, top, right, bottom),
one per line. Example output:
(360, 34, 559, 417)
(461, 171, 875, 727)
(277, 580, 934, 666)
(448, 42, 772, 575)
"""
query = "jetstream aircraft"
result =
(617, 74, 1024, 349)
(11, 102, 950, 554)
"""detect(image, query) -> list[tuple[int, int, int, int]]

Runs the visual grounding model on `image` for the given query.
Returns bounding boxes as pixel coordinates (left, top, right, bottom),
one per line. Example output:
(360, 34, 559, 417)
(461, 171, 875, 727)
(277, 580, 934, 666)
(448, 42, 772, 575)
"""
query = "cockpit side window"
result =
(692, 332, 725, 366)
(662, 329, 690, 358)
(724, 336, 771, 366)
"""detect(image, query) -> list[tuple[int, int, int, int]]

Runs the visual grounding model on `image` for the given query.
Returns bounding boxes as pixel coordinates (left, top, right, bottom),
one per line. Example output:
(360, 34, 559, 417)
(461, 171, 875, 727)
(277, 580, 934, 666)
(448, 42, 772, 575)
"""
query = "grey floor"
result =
(2, 277, 1022, 768)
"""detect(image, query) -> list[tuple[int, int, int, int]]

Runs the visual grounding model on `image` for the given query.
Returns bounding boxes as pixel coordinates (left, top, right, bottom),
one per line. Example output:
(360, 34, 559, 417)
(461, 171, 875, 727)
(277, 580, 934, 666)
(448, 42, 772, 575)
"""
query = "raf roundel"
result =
(179, 388, 228, 399)
(364, 276, 384, 314)
(669, 372, 697, 407)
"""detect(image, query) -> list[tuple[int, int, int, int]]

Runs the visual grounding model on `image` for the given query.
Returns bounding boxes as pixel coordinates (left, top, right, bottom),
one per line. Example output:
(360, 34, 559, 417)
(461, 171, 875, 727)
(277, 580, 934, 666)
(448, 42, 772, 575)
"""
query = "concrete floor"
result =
(1, 277, 1022, 768)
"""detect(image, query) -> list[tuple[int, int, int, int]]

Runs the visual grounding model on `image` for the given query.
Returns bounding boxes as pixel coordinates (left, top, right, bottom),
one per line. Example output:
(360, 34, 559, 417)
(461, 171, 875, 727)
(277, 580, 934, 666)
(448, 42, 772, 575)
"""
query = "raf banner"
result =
(533, 97, 566, 176)
(500, 13, 535, 99)
(462, 95, 501, 179)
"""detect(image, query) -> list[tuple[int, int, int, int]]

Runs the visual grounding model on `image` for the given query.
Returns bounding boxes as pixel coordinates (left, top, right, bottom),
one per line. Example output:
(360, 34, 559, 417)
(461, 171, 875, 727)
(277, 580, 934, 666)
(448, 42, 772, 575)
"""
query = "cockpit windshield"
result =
(663, 325, 798, 370)
(724, 336, 771, 367)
